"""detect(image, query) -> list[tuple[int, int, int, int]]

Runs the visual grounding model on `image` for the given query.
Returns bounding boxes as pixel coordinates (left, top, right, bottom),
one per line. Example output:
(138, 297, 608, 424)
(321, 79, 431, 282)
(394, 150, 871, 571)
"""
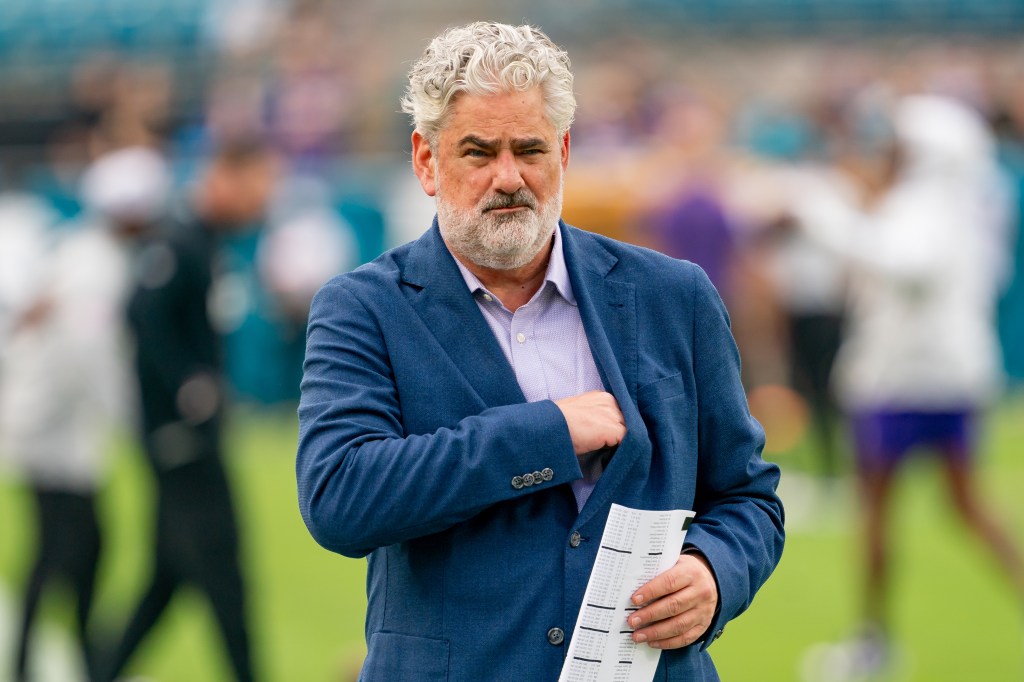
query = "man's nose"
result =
(492, 150, 525, 194)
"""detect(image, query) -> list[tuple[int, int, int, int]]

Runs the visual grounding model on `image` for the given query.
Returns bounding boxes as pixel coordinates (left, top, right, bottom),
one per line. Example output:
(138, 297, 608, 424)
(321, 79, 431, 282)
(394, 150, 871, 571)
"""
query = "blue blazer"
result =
(297, 221, 784, 681)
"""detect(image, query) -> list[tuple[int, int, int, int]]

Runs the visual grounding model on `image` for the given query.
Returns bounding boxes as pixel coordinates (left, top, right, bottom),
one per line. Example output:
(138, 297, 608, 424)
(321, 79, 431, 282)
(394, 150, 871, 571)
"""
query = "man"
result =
(1, 182, 131, 682)
(297, 22, 783, 681)
(99, 140, 275, 682)
(794, 94, 1024, 678)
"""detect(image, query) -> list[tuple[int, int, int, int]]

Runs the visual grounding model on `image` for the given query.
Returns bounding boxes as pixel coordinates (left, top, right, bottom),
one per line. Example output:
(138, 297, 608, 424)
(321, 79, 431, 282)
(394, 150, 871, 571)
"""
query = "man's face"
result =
(200, 153, 278, 228)
(412, 87, 570, 270)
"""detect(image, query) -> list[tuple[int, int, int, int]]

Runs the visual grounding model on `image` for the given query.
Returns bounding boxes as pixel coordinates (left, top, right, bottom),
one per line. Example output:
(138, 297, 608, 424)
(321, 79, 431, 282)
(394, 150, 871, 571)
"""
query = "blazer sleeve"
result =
(681, 267, 785, 648)
(296, 278, 582, 558)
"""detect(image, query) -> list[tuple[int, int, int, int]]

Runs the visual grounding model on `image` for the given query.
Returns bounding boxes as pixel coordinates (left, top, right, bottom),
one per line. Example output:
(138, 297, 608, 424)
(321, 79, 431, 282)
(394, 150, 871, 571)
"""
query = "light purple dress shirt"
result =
(452, 228, 605, 510)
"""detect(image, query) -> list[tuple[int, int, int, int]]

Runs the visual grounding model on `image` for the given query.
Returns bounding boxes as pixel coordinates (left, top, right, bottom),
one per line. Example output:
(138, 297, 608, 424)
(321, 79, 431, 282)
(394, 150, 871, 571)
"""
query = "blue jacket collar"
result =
(399, 218, 648, 520)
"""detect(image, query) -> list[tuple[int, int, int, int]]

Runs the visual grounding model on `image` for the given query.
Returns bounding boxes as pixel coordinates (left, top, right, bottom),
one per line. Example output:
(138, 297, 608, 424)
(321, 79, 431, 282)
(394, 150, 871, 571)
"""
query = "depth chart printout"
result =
(558, 504, 696, 682)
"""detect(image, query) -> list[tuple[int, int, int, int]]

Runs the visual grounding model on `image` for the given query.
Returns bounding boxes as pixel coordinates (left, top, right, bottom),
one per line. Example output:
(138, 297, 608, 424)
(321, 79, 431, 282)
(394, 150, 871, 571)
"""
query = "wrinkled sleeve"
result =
(296, 279, 581, 558)
(681, 267, 785, 649)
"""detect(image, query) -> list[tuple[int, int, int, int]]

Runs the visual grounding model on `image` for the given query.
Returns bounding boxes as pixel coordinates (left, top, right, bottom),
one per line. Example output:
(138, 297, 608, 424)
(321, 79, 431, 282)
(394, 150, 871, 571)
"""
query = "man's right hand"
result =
(554, 391, 626, 456)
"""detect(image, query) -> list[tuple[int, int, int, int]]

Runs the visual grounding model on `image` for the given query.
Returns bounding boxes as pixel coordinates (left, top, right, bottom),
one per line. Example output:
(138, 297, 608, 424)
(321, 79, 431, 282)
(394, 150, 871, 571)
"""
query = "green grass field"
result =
(1, 398, 1022, 681)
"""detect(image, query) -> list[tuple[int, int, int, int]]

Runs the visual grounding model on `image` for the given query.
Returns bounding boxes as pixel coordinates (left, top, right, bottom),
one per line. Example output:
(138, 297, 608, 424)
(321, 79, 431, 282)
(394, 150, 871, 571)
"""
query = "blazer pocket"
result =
(637, 372, 687, 410)
(361, 631, 450, 681)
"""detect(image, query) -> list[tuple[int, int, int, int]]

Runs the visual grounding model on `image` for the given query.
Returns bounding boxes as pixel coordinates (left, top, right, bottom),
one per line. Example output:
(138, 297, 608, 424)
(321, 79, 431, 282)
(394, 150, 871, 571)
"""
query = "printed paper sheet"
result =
(558, 504, 696, 682)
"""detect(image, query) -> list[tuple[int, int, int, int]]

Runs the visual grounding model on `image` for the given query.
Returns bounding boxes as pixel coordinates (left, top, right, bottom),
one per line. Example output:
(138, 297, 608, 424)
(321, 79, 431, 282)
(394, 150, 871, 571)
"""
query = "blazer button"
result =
(541, 467, 553, 481)
(547, 627, 564, 645)
(532, 470, 543, 483)
(712, 629, 724, 642)
(522, 472, 535, 486)
(569, 531, 581, 548)
(511, 476, 524, 490)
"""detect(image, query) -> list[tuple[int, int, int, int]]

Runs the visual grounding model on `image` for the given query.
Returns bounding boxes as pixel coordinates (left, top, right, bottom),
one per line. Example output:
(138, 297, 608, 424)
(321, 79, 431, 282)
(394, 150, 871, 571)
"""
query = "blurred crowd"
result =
(1, 1, 1024, 680)
(2, 5, 1024, 406)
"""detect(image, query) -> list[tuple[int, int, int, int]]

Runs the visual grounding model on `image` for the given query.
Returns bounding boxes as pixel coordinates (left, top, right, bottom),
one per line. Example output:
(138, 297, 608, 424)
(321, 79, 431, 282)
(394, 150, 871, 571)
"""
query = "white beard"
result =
(436, 184, 562, 270)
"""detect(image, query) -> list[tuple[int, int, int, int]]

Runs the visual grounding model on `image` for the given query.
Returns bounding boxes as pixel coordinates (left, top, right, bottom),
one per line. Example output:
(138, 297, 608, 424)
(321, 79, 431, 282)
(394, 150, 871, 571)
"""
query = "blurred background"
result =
(1, 0, 1023, 680)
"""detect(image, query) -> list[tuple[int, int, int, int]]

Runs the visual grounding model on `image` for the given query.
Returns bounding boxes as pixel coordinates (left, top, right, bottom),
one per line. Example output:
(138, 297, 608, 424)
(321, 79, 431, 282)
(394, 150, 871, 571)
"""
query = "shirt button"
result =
(511, 476, 524, 490)
(516, 332, 526, 344)
(569, 531, 581, 548)
(547, 627, 564, 645)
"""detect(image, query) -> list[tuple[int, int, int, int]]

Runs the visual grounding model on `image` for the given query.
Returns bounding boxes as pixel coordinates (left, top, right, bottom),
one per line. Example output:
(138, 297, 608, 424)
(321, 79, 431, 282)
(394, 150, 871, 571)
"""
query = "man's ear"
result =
(560, 130, 570, 172)
(411, 131, 437, 197)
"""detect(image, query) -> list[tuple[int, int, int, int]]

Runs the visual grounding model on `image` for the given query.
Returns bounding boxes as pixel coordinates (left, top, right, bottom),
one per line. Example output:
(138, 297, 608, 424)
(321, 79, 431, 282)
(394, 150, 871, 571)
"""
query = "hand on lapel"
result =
(554, 390, 626, 455)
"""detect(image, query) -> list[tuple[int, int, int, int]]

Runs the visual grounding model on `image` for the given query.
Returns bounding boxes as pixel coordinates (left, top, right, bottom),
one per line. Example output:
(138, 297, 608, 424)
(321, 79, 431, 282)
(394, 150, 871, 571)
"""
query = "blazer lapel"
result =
(561, 223, 650, 526)
(399, 219, 649, 521)
(400, 221, 526, 410)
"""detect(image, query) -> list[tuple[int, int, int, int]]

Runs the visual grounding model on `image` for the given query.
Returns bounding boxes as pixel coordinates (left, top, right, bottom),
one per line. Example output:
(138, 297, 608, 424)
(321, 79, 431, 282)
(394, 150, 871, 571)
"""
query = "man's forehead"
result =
(441, 89, 553, 133)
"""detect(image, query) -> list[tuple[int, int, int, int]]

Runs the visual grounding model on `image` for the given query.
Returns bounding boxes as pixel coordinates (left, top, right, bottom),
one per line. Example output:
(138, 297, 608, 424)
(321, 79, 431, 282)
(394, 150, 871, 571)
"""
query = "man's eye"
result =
(465, 149, 488, 157)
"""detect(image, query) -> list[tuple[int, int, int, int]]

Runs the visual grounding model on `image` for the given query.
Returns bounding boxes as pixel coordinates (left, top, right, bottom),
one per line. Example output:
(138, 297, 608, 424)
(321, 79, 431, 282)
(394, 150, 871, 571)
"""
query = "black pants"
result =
(788, 312, 844, 477)
(100, 455, 254, 682)
(14, 488, 102, 681)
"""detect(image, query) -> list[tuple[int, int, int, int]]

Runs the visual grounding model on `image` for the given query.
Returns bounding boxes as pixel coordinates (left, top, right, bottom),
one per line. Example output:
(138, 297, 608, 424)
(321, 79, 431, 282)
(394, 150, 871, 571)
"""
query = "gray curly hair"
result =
(401, 22, 576, 145)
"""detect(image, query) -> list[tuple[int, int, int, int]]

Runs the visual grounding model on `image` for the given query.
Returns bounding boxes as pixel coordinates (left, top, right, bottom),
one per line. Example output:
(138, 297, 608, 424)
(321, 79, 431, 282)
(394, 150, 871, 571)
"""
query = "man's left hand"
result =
(627, 552, 718, 649)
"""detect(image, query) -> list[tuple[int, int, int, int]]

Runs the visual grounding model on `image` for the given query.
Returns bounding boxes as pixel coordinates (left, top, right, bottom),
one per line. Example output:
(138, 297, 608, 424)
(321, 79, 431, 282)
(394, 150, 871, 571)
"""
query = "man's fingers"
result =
(644, 623, 709, 650)
(555, 390, 627, 455)
(627, 584, 700, 630)
(630, 611, 708, 648)
(626, 554, 718, 650)
(631, 554, 715, 607)
(631, 558, 691, 606)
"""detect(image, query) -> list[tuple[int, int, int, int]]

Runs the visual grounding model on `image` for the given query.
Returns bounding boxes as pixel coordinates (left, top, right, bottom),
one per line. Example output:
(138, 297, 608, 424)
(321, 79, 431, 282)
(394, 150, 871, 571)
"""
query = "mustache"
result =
(481, 190, 537, 212)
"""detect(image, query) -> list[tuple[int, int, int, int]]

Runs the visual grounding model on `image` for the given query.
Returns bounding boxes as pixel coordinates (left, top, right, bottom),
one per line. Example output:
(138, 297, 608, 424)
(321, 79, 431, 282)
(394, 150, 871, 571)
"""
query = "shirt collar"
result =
(451, 224, 577, 306)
